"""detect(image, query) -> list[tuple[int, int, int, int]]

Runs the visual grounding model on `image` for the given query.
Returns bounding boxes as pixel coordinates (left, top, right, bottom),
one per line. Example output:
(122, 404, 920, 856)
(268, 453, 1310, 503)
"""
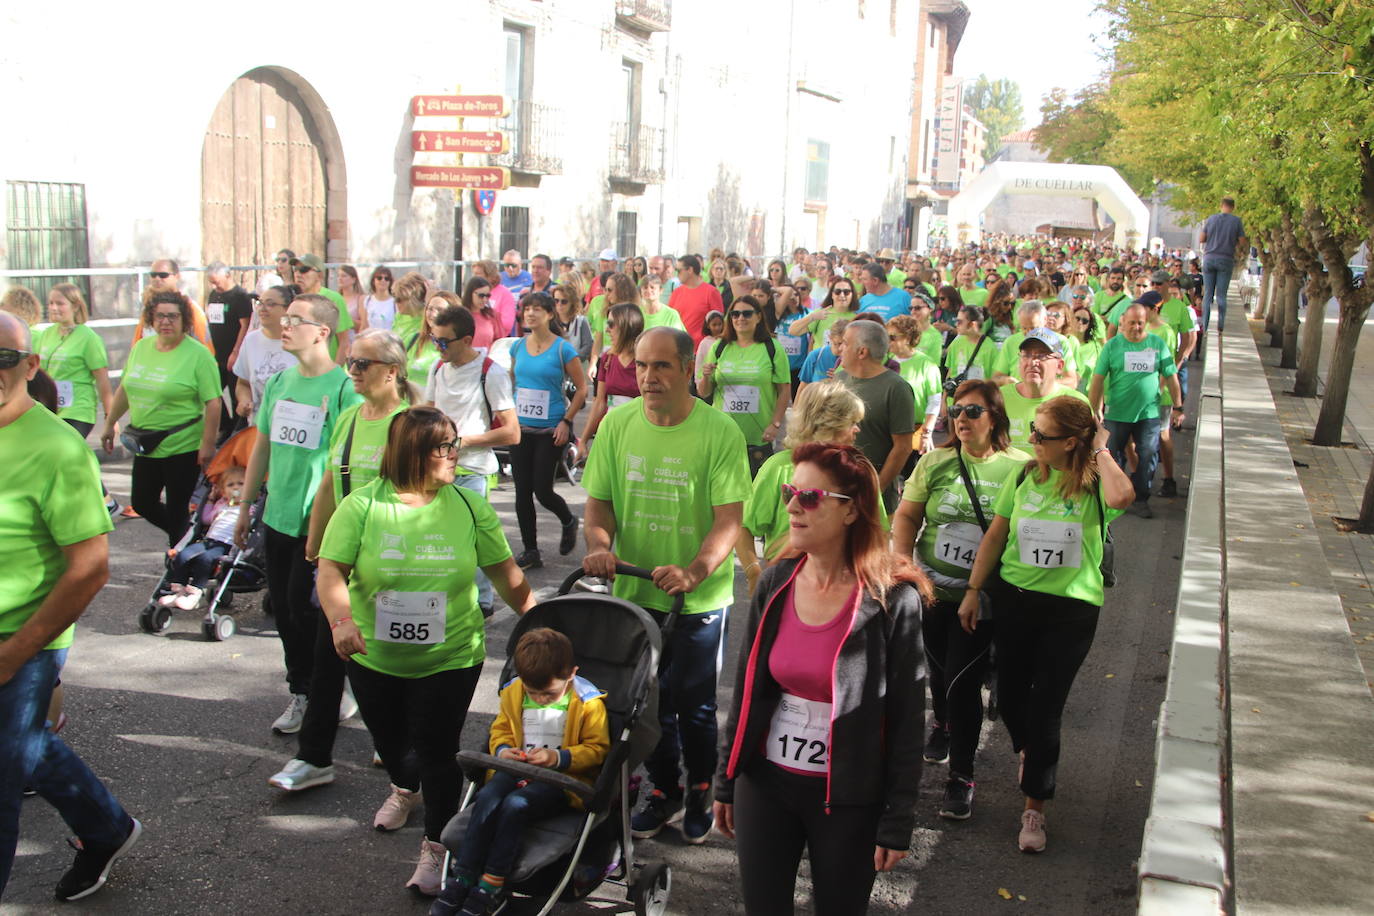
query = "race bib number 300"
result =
(1017, 519, 1083, 569)
(272, 400, 325, 450)
(375, 591, 445, 645)
(516, 387, 550, 420)
(764, 693, 831, 774)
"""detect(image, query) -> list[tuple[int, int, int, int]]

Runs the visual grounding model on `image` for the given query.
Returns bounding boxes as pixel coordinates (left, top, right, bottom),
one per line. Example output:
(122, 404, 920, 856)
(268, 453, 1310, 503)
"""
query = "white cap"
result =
(598, 248, 619, 261)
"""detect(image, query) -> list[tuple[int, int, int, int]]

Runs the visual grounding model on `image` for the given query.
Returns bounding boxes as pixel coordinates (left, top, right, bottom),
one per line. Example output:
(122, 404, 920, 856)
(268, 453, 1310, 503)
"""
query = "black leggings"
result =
(263, 526, 318, 696)
(922, 598, 993, 777)
(510, 425, 573, 552)
(130, 450, 200, 546)
(733, 760, 883, 916)
(993, 586, 1100, 801)
(295, 607, 347, 768)
(347, 660, 482, 840)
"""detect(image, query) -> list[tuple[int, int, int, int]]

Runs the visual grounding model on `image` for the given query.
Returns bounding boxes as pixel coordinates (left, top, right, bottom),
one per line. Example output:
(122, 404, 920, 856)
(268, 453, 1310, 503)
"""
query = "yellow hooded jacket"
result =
(488, 675, 610, 809)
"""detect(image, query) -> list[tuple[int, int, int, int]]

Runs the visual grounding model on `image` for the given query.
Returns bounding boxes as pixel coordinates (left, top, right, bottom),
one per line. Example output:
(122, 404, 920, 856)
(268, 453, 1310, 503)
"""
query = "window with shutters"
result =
(499, 206, 530, 259)
(5, 180, 91, 302)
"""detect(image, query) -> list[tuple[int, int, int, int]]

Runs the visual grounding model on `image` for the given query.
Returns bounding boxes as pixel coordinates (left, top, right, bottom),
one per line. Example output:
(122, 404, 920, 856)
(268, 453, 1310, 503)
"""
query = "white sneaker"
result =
(338, 682, 359, 723)
(1018, 808, 1047, 853)
(405, 837, 446, 896)
(268, 758, 335, 791)
(272, 694, 308, 734)
(174, 586, 203, 611)
(373, 784, 421, 831)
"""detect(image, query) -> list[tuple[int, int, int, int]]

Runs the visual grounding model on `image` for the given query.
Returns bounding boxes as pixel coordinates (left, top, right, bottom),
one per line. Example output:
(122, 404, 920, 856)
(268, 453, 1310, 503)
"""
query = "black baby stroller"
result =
(137, 428, 268, 641)
(440, 564, 676, 916)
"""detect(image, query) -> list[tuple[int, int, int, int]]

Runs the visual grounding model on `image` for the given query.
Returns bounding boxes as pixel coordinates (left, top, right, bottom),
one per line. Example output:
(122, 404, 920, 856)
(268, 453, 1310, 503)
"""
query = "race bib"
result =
(271, 400, 325, 450)
(1124, 349, 1157, 373)
(721, 384, 760, 414)
(780, 334, 804, 356)
(765, 693, 831, 774)
(374, 591, 445, 645)
(608, 394, 634, 409)
(516, 387, 550, 420)
(522, 706, 567, 751)
(208, 302, 226, 324)
(1017, 519, 1083, 569)
(55, 380, 74, 409)
(935, 522, 983, 570)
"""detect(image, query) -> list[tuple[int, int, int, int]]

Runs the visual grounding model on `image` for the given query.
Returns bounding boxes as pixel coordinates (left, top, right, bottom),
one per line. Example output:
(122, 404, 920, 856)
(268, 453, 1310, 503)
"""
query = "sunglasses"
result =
(729, 309, 757, 319)
(0, 348, 33, 369)
(295, 266, 316, 275)
(276, 257, 290, 263)
(149, 271, 172, 279)
(475, 292, 491, 300)
(347, 357, 384, 372)
(832, 288, 854, 296)
(431, 439, 461, 458)
(430, 334, 456, 352)
(1076, 315, 1091, 324)
(780, 483, 853, 510)
(280, 315, 325, 329)
(1029, 422, 1071, 444)
(949, 403, 987, 419)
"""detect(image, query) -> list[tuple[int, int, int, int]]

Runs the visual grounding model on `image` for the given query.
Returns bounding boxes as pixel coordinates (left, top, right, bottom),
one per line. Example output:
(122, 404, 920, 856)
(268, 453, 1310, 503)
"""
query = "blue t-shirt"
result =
(775, 326, 809, 371)
(1201, 212, 1245, 260)
(511, 336, 577, 428)
(859, 286, 912, 322)
(799, 344, 838, 383)
(500, 270, 533, 295)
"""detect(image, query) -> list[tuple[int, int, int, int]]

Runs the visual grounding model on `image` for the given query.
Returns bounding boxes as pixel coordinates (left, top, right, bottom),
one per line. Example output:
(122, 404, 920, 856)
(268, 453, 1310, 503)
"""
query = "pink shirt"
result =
(469, 311, 508, 352)
(488, 284, 517, 337)
(768, 580, 857, 704)
(596, 351, 640, 400)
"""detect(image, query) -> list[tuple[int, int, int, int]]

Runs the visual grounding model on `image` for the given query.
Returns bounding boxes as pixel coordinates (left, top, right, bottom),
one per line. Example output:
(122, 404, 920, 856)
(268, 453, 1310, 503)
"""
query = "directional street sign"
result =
(411, 95, 509, 118)
(410, 131, 508, 154)
(410, 165, 510, 190)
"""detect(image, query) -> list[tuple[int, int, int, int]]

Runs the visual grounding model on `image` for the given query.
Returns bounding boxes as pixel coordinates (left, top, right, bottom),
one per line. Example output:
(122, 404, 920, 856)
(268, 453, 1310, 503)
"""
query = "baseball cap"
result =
(1019, 327, 1064, 357)
(1151, 269, 1172, 284)
(1133, 290, 1164, 307)
(290, 253, 325, 273)
(598, 248, 619, 261)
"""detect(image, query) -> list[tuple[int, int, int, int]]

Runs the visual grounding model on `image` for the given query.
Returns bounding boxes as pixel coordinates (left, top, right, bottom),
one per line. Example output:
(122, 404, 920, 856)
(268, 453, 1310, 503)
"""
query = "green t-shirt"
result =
(406, 336, 441, 382)
(958, 287, 989, 308)
(804, 307, 858, 351)
(999, 382, 1090, 452)
(0, 406, 114, 649)
(916, 326, 943, 365)
(257, 366, 362, 535)
(708, 339, 792, 446)
(994, 466, 1123, 606)
(1093, 288, 1130, 318)
(34, 324, 108, 424)
(317, 288, 354, 360)
(121, 335, 221, 458)
(583, 399, 751, 613)
(587, 295, 609, 336)
(328, 401, 405, 503)
(319, 480, 511, 678)
(1093, 333, 1177, 423)
(1150, 323, 1181, 407)
(392, 312, 422, 351)
(1159, 298, 1196, 341)
(895, 353, 943, 423)
(643, 306, 686, 332)
(887, 267, 908, 288)
(991, 332, 1028, 378)
(902, 445, 1031, 602)
(1075, 339, 1104, 393)
(943, 335, 996, 393)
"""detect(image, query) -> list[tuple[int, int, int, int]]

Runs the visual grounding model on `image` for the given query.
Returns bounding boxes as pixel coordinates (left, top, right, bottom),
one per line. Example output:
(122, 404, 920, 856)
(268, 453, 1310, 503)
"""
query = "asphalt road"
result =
(4, 396, 1192, 915)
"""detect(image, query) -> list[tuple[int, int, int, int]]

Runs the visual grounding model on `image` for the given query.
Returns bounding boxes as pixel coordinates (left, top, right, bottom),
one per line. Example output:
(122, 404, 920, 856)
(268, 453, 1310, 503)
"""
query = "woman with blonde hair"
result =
(390, 272, 429, 347)
(0, 285, 42, 325)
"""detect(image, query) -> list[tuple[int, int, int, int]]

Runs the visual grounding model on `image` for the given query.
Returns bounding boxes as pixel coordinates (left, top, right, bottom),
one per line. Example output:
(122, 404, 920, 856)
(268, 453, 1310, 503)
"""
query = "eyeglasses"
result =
(1028, 422, 1071, 444)
(1019, 350, 1059, 364)
(430, 334, 457, 352)
(553, 296, 568, 305)
(781, 483, 853, 510)
(153, 311, 182, 323)
(0, 348, 33, 369)
(949, 403, 987, 419)
(474, 292, 491, 300)
(832, 289, 854, 296)
(431, 439, 461, 458)
(276, 256, 290, 263)
(1075, 315, 1091, 324)
(149, 271, 172, 279)
(280, 314, 325, 329)
(346, 357, 384, 372)
(729, 309, 757, 319)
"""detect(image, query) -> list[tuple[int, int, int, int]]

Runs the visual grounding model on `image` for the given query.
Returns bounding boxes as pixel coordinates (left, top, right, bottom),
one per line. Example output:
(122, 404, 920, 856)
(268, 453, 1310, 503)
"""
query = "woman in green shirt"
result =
(1070, 303, 1106, 394)
(699, 295, 792, 476)
(36, 283, 114, 438)
(892, 380, 1030, 821)
(318, 406, 534, 895)
(956, 396, 1133, 854)
(389, 272, 428, 351)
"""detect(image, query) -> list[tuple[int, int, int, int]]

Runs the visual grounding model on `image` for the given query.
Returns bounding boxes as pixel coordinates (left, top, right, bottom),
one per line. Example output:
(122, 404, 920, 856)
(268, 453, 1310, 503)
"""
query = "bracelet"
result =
(559, 418, 572, 426)
(744, 563, 761, 573)
(1093, 447, 1111, 457)
(330, 617, 352, 630)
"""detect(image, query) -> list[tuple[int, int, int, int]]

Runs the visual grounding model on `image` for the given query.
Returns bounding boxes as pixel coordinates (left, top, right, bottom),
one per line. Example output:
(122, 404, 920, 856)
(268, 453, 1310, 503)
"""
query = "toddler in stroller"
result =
(432, 627, 610, 916)
(159, 466, 246, 611)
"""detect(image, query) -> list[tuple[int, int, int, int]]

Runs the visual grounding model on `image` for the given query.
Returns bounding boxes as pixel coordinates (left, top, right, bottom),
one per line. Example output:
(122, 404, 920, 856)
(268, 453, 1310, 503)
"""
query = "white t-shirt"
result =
(425, 354, 515, 476)
(365, 295, 396, 331)
(232, 330, 299, 421)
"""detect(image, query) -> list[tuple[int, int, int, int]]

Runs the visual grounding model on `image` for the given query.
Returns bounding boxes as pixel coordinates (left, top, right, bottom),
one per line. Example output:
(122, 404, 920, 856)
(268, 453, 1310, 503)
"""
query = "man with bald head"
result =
(0, 313, 142, 901)
(582, 326, 749, 844)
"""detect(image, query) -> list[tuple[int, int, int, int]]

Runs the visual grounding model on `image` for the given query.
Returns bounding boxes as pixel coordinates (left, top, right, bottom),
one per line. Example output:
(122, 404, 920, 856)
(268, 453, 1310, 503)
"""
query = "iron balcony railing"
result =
(615, 0, 671, 32)
(491, 100, 564, 175)
(609, 122, 665, 185)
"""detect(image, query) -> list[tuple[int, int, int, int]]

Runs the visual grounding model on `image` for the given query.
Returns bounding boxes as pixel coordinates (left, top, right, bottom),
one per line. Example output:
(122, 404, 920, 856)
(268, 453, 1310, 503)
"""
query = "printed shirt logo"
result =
(625, 453, 646, 482)
(379, 533, 407, 560)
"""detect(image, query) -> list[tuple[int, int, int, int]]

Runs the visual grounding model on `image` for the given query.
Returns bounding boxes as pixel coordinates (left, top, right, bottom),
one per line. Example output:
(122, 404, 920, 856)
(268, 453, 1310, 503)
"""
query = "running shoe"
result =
(430, 874, 474, 916)
(681, 782, 713, 844)
(515, 549, 543, 570)
(268, 758, 335, 791)
(173, 586, 203, 611)
(923, 724, 951, 764)
(1018, 808, 1047, 853)
(559, 518, 579, 556)
(458, 885, 502, 916)
(629, 788, 683, 839)
(1159, 477, 1178, 498)
(939, 776, 975, 820)
(406, 838, 447, 897)
(374, 784, 421, 831)
(1131, 499, 1154, 519)
(271, 694, 308, 734)
(54, 816, 142, 901)
(106, 497, 122, 518)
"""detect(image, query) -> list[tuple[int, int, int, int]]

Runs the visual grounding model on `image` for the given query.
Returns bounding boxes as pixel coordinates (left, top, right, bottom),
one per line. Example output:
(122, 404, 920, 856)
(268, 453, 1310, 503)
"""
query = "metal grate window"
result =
(499, 206, 530, 259)
(617, 212, 638, 259)
(5, 180, 91, 303)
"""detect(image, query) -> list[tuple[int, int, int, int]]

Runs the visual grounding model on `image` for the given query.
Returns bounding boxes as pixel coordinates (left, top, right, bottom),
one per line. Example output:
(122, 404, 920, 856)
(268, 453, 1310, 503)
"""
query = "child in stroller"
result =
(159, 465, 247, 611)
(433, 627, 610, 916)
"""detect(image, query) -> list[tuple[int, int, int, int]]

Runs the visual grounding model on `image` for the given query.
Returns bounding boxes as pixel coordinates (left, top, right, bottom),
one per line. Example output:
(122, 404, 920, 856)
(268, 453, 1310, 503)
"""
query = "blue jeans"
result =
(454, 771, 568, 879)
(645, 606, 729, 792)
(1201, 257, 1235, 332)
(1, 649, 130, 896)
(453, 475, 494, 613)
(1106, 416, 1163, 503)
(170, 540, 229, 589)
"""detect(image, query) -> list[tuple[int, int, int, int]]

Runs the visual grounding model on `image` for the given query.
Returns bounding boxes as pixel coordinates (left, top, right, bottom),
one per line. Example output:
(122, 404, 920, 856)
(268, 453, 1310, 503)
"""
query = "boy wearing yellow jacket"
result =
(432, 628, 609, 916)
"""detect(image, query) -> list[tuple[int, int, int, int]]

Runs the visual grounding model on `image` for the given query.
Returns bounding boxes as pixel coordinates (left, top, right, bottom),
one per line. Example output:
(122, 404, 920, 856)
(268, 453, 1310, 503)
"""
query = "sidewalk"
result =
(1250, 301, 1374, 689)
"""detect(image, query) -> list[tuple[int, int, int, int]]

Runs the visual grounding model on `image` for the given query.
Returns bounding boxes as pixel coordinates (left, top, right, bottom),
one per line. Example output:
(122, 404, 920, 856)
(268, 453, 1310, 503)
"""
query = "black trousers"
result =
(347, 660, 483, 840)
(295, 609, 346, 768)
(263, 526, 318, 696)
(130, 450, 200, 546)
(993, 586, 1100, 801)
(509, 425, 573, 552)
(922, 598, 994, 777)
(733, 760, 883, 916)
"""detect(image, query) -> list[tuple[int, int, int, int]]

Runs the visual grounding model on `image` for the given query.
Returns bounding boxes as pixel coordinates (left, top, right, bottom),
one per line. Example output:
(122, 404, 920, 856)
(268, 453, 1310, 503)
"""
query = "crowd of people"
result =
(0, 229, 1222, 912)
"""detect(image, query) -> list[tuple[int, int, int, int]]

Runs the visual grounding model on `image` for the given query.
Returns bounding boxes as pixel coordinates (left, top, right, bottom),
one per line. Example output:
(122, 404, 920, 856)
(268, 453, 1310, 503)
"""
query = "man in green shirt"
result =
(290, 253, 354, 364)
(1088, 304, 1182, 518)
(583, 326, 749, 846)
(0, 313, 142, 901)
(998, 329, 1090, 452)
(1093, 267, 1130, 320)
(237, 293, 362, 734)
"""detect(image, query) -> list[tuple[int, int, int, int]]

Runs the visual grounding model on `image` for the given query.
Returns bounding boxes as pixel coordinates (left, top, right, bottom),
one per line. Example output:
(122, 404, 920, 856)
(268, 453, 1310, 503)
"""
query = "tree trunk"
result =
(1256, 260, 1272, 331)
(1280, 273, 1301, 369)
(1313, 308, 1364, 445)
(1264, 271, 1281, 341)
(1293, 275, 1326, 396)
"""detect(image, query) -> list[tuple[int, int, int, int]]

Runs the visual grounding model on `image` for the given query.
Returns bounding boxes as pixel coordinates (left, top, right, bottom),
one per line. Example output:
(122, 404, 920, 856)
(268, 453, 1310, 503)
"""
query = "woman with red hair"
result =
(714, 443, 929, 915)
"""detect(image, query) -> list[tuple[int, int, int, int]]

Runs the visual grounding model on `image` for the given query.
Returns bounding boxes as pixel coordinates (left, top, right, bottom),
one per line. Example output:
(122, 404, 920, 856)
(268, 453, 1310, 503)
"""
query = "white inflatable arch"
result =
(946, 161, 1149, 249)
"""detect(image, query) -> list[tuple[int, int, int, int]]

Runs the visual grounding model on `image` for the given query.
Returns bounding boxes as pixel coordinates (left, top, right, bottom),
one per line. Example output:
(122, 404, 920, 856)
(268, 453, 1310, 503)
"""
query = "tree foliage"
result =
(963, 75, 1024, 158)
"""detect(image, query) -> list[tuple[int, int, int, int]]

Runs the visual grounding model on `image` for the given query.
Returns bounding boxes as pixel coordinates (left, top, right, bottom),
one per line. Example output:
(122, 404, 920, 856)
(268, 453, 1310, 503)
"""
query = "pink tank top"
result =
(768, 579, 856, 703)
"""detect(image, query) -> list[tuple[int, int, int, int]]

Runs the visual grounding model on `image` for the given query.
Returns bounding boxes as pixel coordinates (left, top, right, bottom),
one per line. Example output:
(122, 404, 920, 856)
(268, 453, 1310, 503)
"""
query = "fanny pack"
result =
(120, 417, 199, 456)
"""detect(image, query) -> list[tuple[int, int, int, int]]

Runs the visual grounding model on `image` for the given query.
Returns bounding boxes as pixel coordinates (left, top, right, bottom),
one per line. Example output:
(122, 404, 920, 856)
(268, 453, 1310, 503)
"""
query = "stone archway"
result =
(947, 162, 1148, 249)
(201, 67, 347, 280)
